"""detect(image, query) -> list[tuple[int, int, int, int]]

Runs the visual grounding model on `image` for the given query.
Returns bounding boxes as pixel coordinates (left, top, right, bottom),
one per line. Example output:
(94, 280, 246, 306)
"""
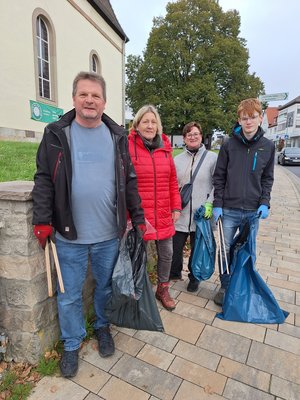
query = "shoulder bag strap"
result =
(190, 150, 207, 184)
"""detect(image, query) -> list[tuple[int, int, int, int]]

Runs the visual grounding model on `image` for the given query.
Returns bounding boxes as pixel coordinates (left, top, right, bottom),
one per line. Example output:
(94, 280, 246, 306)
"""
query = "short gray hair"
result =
(72, 71, 106, 101)
(132, 105, 163, 136)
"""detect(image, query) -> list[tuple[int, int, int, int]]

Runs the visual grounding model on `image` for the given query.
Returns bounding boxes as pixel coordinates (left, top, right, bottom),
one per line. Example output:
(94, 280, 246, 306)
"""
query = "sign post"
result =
(259, 93, 289, 102)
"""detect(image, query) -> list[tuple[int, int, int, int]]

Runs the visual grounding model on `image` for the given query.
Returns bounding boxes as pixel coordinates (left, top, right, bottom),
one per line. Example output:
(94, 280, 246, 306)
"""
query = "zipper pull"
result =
(252, 151, 257, 171)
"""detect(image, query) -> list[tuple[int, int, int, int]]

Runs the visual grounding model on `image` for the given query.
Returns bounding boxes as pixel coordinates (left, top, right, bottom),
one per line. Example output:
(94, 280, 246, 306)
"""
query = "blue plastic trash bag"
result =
(217, 217, 288, 324)
(191, 205, 216, 281)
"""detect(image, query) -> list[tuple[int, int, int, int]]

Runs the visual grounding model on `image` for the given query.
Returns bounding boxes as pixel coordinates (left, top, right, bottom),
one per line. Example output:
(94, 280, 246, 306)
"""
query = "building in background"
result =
(211, 131, 225, 149)
(265, 96, 300, 148)
(262, 107, 278, 133)
(0, 0, 128, 142)
(125, 104, 134, 131)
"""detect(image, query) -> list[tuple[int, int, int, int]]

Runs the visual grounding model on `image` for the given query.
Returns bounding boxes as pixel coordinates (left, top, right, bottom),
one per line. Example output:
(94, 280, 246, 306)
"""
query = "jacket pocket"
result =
(251, 147, 270, 174)
(52, 151, 63, 183)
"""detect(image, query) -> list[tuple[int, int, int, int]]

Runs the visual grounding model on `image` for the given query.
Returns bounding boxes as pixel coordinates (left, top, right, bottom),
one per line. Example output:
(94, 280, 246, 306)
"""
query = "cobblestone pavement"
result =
(29, 166, 300, 400)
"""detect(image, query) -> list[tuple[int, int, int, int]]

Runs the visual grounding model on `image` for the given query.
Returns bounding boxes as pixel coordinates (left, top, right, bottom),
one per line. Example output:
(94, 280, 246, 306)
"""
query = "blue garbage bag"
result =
(217, 216, 288, 324)
(191, 206, 216, 281)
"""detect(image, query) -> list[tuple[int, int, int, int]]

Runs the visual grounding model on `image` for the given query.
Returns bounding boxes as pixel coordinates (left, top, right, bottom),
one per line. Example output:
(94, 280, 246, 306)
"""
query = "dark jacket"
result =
(213, 124, 275, 210)
(32, 109, 144, 240)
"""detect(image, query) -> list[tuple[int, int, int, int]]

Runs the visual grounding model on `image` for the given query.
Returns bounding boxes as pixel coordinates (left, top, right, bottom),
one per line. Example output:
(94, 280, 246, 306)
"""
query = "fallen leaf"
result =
(0, 390, 11, 400)
(27, 372, 40, 382)
(50, 385, 58, 393)
(204, 385, 214, 394)
(20, 365, 33, 378)
(91, 342, 98, 351)
(51, 350, 59, 359)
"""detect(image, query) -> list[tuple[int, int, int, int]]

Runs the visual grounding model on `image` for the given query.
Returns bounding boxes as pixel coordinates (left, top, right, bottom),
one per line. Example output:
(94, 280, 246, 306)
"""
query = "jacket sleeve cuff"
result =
(259, 201, 270, 208)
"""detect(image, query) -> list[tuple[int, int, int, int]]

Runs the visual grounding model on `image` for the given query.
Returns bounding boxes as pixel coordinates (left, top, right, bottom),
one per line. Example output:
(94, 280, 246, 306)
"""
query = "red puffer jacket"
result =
(128, 130, 181, 241)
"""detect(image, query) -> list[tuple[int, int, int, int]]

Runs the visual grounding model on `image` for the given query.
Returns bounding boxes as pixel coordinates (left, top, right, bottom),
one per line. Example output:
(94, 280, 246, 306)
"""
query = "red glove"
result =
(34, 225, 53, 249)
(137, 224, 147, 237)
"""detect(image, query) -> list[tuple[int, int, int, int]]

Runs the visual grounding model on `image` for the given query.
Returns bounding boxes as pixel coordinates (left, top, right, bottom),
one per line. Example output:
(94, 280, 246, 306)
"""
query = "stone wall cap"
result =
(0, 181, 33, 201)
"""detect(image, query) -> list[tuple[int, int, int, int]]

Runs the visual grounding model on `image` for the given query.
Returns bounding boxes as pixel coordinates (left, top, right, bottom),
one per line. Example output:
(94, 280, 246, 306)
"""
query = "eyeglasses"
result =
(240, 115, 260, 122)
(186, 133, 201, 138)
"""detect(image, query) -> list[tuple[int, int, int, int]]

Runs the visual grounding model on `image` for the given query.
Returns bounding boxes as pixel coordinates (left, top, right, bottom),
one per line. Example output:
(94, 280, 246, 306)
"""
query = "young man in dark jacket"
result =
(32, 72, 145, 378)
(212, 98, 275, 306)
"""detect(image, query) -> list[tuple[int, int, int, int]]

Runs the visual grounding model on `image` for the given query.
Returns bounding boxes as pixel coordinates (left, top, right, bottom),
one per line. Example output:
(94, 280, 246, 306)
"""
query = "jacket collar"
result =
(232, 122, 265, 145)
(185, 143, 206, 156)
(129, 129, 172, 152)
(48, 109, 126, 137)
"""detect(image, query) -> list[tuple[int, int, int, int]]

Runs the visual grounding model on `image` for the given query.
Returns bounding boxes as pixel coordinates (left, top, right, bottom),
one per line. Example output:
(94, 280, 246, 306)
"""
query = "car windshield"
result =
(285, 148, 300, 155)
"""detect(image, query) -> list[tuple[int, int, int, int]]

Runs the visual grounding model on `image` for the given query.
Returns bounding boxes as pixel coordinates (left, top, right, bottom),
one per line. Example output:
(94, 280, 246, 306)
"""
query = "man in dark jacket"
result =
(32, 71, 145, 378)
(212, 98, 275, 306)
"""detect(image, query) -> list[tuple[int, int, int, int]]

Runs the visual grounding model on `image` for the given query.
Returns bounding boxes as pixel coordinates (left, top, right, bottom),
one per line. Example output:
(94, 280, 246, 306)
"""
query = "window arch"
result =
(90, 51, 101, 74)
(36, 17, 50, 98)
(32, 9, 57, 104)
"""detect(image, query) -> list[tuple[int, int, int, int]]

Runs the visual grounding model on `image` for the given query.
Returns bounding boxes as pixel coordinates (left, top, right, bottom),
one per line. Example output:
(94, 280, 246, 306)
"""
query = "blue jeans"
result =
(219, 208, 259, 290)
(55, 238, 119, 351)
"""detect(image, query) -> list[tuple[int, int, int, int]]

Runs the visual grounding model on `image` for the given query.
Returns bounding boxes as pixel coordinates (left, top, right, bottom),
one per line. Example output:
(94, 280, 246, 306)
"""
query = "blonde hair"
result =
(237, 98, 262, 118)
(132, 105, 163, 136)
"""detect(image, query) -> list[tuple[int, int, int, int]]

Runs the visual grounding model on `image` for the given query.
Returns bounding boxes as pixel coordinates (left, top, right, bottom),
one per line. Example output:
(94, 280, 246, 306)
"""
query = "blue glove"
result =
(257, 205, 269, 219)
(213, 207, 223, 222)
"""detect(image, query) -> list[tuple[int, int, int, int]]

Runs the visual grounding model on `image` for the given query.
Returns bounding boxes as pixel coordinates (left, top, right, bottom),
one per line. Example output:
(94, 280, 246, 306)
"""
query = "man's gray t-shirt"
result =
(57, 120, 118, 244)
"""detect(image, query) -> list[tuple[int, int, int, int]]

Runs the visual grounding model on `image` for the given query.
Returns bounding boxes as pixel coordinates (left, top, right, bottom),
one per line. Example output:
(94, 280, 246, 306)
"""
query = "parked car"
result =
(277, 147, 300, 166)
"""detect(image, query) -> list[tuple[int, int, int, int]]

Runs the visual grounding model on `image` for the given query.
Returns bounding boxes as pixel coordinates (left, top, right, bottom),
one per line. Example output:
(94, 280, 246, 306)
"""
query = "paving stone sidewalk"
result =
(29, 166, 300, 400)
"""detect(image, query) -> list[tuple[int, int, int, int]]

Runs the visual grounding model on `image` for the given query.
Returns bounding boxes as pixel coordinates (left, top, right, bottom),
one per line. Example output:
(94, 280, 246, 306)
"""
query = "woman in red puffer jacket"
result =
(128, 104, 181, 311)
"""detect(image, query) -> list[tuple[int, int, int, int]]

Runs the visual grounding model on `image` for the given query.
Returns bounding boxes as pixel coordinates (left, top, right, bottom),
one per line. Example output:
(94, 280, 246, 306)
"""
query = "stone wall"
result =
(0, 127, 43, 143)
(0, 181, 94, 363)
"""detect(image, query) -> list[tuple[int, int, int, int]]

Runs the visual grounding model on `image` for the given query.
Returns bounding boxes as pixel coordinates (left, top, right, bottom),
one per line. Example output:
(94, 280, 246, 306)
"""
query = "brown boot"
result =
(155, 283, 176, 311)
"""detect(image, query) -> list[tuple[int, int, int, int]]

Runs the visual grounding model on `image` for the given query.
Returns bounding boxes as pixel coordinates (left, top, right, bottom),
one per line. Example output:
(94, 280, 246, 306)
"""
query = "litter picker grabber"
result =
(45, 239, 65, 297)
(217, 218, 229, 275)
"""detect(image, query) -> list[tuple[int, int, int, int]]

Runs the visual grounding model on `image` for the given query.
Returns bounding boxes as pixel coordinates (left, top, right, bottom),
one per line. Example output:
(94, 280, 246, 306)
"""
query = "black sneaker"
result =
(187, 280, 199, 292)
(95, 326, 115, 358)
(214, 288, 226, 306)
(59, 349, 79, 378)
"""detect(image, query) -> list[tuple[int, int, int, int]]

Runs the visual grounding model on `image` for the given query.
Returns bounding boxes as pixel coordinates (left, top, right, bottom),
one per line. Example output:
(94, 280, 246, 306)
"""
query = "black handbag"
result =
(180, 183, 193, 209)
(180, 150, 207, 209)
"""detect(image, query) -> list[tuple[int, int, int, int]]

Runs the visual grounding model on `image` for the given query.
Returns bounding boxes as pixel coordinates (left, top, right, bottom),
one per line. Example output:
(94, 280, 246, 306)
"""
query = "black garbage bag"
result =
(217, 216, 289, 324)
(105, 228, 164, 331)
(110, 229, 135, 302)
(126, 228, 147, 300)
(106, 271, 164, 331)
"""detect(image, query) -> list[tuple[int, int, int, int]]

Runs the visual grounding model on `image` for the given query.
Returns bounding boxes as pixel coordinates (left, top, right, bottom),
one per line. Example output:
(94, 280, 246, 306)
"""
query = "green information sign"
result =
(30, 100, 63, 123)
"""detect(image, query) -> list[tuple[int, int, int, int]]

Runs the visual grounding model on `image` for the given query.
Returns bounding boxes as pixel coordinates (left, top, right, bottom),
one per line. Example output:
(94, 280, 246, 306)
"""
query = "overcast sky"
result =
(110, 0, 300, 104)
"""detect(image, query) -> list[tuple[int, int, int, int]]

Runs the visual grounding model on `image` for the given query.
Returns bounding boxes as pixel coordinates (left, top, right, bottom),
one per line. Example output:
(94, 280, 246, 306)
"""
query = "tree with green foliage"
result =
(126, 0, 264, 136)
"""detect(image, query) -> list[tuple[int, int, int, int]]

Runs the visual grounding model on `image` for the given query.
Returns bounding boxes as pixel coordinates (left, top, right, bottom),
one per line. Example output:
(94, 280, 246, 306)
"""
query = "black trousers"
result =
(170, 231, 197, 282)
